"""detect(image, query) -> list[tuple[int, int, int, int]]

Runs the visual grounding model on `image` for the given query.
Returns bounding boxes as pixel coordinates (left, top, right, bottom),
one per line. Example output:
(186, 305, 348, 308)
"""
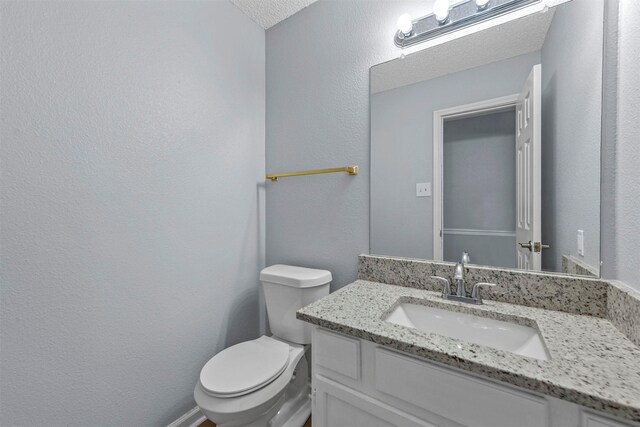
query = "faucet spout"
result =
(454, 263, 465, 297)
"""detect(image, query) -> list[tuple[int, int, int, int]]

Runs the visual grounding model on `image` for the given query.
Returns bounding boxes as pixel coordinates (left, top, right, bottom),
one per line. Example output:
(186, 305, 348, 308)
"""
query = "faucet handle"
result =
(471, 282, 496, 303)
(430, 276, 452, 298)
(461, 251, 470, 264)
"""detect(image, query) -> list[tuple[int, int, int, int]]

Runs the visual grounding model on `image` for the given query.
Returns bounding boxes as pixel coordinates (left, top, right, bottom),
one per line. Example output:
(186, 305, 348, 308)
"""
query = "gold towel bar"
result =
(266, 165, 358, 182)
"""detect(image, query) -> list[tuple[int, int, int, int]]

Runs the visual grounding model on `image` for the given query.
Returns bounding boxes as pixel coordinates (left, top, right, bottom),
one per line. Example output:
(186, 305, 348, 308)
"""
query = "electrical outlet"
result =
(416, 182, 431, 197)
(577, 230, 584, 256)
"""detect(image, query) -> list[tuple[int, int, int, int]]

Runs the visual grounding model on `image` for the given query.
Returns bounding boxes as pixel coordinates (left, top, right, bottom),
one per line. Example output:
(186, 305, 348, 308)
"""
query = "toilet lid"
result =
(199, 336, 290, 398)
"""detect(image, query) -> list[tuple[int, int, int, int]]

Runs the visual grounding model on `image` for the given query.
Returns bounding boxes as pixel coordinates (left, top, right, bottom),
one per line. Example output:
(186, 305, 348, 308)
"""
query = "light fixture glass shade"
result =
(397, 13, 413, 36)
(475, 0, 490, 9)
(433, 0, 451, 24)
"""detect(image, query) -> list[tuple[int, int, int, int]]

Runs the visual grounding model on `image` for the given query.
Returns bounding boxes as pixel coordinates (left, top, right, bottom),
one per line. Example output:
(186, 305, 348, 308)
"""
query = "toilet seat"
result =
(195, 337, 307, 427)
(199, 336, 290, 398)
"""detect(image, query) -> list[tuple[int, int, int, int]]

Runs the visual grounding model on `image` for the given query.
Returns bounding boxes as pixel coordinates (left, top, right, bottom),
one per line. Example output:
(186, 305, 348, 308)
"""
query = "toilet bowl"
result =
(195, 336, 309, 427)
(194, 265, 331, 427)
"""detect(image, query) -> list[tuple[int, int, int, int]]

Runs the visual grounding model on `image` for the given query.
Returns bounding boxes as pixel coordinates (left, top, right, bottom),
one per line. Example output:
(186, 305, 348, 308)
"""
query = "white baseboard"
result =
(166, 406, 207, 427)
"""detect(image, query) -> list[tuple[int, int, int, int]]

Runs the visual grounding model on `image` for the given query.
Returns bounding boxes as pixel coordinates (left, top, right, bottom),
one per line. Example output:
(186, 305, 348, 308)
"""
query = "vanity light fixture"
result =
(394, 0, 540, 48)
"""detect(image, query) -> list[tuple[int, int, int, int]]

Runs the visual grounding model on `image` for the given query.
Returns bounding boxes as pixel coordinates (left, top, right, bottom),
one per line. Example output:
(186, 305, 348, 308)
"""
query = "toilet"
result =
(194, 265, 332, 427)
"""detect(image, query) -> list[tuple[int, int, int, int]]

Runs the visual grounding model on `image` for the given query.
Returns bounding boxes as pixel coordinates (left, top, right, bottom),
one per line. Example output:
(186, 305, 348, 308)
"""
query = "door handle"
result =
(519, 241, 550, 252)
(519, 241, 533, 251)
(533, 242, 550, 252)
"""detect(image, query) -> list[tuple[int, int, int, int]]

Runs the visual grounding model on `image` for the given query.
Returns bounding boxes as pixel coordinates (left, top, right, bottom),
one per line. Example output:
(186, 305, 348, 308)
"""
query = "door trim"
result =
(432, 94, 519, 260)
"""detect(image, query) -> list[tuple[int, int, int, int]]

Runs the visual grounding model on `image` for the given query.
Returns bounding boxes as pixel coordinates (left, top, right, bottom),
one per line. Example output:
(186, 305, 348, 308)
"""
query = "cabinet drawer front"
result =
(375, 348, 549, 427)
(314, 328, 360, 380)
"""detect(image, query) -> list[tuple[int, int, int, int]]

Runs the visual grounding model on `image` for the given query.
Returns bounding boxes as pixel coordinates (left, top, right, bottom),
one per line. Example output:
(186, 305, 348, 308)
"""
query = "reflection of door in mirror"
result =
(438, 106, 518, 269)
(433, 65, 542, 270)
(515, 65, 542, 271)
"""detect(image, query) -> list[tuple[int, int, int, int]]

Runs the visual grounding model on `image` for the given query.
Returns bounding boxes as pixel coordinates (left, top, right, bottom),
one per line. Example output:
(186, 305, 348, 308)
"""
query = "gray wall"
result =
(614, 0, 640, 291)
(370, 53, 540, 260)
(0, 1, 265, 426)
(443, 111, 516, 268)
(540, 0, 603, 272)
(266, 1, 427, 288)
(266, 0, 638, 289)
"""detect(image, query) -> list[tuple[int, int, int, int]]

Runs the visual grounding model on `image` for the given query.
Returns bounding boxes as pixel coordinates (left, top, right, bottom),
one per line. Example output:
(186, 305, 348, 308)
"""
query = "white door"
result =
(516, 64, 542, 270)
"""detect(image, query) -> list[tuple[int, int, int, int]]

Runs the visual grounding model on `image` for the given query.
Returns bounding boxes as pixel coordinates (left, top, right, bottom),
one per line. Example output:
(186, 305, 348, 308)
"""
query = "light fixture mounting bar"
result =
(395, 0, 540, 48)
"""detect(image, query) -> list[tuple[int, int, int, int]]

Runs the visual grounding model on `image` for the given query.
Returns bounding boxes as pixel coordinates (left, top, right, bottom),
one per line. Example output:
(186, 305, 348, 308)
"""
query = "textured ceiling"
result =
(371, 8, 556, 93)
(230, 0, 318, 29)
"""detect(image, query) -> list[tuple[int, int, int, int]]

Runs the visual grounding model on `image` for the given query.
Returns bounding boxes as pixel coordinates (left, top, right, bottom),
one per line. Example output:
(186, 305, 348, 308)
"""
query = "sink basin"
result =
(385, 303, 549, 361)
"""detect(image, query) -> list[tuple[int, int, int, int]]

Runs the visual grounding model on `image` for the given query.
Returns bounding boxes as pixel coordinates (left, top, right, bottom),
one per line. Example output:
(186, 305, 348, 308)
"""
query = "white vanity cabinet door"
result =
(314, 376, 441, 427)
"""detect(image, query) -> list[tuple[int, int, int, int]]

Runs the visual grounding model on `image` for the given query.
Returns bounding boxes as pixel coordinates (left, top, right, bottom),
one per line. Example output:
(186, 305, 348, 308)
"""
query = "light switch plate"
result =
(577, 230, 584, 256)
(416, 182, 431, 197)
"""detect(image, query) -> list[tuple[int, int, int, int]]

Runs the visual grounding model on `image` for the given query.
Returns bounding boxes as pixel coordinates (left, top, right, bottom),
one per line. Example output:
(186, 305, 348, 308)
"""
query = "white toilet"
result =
(194, 265, 331, 427)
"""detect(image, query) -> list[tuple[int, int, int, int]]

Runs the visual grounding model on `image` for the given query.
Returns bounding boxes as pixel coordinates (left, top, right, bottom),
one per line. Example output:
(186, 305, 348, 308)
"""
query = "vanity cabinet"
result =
(311, 327, 636, 427)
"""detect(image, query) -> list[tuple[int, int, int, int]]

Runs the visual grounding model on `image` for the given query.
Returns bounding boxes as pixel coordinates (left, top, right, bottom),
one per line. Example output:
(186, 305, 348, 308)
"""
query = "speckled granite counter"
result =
(297, 280, 640, 422)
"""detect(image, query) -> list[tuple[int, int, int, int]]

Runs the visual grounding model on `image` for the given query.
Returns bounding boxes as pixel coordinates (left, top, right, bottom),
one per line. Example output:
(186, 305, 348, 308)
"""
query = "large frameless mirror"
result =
(370, 0, 603, 277)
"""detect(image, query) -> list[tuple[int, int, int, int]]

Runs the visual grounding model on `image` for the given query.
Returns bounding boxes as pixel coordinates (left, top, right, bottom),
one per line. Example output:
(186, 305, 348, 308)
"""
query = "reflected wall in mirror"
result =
(370, 0, 602, 277)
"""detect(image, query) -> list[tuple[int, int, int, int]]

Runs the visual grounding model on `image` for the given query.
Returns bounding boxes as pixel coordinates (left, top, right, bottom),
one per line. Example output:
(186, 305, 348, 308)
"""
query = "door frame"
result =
(432, 94, 519, 260)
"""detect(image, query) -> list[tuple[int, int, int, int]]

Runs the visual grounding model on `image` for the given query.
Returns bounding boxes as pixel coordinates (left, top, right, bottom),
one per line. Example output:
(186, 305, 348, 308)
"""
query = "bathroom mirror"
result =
(370, 0, 602, 276)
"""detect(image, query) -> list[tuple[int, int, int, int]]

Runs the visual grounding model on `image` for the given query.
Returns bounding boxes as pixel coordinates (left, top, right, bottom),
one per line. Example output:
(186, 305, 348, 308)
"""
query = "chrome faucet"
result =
(431, 252, 496, 305)
(454, 251, 469, 297)
(454, 262, 465, 297)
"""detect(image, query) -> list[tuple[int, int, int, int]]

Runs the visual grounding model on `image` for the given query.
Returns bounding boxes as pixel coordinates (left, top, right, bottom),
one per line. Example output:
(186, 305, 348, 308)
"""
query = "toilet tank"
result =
(260, 265, 331, 344)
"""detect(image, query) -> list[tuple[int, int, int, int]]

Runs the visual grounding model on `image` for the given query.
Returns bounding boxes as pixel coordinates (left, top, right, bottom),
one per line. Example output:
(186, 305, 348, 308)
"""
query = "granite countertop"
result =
(297, 280, 640, 422)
